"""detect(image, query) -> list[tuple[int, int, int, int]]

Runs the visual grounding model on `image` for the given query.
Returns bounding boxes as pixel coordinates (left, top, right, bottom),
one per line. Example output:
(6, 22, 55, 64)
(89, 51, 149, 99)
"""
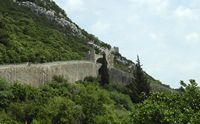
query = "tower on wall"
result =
(86, 47, 96, 62)
(113, 47, 119, 53)
(106, 52, 114, 68)
(86, 41, 118, 68)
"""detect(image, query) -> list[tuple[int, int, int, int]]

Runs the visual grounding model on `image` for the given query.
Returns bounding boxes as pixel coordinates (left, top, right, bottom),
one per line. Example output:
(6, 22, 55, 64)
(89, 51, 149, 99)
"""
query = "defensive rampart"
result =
(0, 61, 100, 86)
(0, 61, 133, 86)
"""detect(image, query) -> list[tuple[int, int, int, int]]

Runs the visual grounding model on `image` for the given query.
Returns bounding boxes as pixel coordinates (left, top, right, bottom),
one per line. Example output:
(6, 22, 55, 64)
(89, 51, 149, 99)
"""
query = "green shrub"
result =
(0, 78, 9, 91)
(84, 76, 98, 82)
(52, 75, 67, 83)
(110, 91, 133, 110)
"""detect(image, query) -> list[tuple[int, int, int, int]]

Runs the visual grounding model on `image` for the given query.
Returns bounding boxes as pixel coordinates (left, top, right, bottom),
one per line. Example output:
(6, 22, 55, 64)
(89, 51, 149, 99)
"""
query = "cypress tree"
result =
(99, 53, 109, 86)
(135, 55, 150, 97)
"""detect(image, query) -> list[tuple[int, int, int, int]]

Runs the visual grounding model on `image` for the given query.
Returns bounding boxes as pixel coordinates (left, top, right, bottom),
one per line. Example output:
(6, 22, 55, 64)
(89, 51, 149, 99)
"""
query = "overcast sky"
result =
(54, 0, 200, 88)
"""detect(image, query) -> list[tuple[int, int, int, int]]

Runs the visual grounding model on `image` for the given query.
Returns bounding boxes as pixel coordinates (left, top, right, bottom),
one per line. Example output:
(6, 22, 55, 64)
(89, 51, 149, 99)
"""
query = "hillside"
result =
(0, 0, 172, 91)
(1, 1, 200, 124)
(0, 0, 112, 64)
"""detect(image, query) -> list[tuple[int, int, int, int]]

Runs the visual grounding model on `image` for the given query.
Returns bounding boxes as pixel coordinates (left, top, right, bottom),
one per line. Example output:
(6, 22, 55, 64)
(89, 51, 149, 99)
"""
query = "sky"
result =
(54, 0, 200, 88)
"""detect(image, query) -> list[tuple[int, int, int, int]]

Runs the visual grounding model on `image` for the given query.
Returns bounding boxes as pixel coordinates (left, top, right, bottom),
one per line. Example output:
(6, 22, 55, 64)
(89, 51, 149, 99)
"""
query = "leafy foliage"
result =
(0, 78, 200, 124)
(0, 78, 132, 124)
(129, 80, 200, 124)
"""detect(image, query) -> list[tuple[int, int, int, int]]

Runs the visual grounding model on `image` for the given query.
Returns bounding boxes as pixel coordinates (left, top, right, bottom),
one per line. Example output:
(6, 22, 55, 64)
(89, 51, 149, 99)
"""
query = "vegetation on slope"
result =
(0, 0, 112, 64)
(0, 77, 133, 124)
(130, 80, 200, 124)
(0, 0, 89, 64)
(0, 77, 199, 124)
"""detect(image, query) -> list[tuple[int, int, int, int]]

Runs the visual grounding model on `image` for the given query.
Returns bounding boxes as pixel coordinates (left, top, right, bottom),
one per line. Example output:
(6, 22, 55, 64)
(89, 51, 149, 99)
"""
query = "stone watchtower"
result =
(86, 47, 96, 62)
(86, 41, 118, 68)
(106, 50, 114, 68)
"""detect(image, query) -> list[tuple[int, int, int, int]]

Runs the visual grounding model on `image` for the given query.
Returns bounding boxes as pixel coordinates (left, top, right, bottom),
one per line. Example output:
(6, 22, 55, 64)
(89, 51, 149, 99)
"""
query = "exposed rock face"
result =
(17, 1, 82, 35)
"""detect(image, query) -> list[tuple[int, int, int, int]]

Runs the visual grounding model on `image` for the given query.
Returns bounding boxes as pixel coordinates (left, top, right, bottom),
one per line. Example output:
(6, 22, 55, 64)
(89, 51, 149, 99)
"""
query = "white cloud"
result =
(147, 32, 168, 49)
(175, 6, 194, 17)
(148, 0, 169, 13)
(149, 33, 158, 40)
(129, 0, 169, 13)
(57, 0, 83, 12)
(174, 6, 200, 20)
(68, 0, 83, 7)
(186, 32, 200, 43)
(127, 15, 139, 23)
(61, 0, 83, 12)
(91, 21, 111, 35)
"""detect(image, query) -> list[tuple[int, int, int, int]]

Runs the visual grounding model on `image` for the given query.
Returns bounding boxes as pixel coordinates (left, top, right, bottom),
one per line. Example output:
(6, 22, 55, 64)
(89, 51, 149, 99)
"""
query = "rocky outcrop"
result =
(17, 1, 82, 35)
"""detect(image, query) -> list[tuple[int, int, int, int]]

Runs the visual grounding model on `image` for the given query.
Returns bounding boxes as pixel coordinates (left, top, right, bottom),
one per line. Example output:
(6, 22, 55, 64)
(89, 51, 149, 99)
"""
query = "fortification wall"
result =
(0, 61, 133, 86)
(109, 68, 134, 84)
(0, 61, 100, 86)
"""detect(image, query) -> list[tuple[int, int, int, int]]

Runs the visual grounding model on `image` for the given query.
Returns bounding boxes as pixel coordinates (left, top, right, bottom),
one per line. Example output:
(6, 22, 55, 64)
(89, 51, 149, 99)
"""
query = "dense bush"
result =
(0, 78, 200, 123)
(0, 78, 132, 124)
(129, 80, 200, 124)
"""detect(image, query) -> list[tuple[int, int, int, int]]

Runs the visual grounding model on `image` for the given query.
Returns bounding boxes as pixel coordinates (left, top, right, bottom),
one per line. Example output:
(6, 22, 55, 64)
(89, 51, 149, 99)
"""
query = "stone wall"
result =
(109, 68, 134, 84)
(0, 61, 100, 86)
(0, 61, 133, 86)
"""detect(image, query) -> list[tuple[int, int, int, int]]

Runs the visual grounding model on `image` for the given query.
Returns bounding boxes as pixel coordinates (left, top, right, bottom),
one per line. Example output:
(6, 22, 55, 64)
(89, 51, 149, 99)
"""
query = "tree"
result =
(127, 80, 139, 103)
(0, 29, 11, 47)
(134, 56, 150, 100)
(99, 53, 109, 86)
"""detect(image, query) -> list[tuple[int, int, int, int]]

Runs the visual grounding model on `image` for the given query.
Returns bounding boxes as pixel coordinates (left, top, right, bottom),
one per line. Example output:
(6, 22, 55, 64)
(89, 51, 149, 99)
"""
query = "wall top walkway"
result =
(0, 60, 98, 69)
